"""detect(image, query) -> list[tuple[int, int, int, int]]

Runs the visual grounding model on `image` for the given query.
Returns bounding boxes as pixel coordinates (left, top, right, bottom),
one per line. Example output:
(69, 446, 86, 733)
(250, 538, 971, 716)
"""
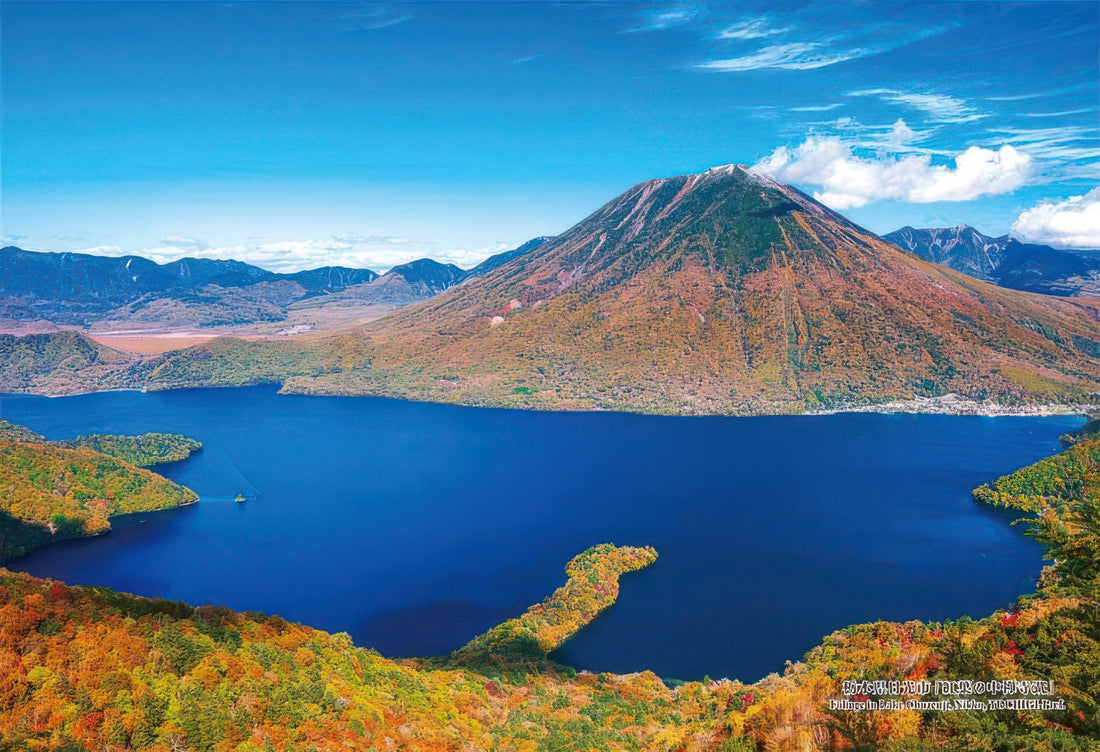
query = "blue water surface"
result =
(0, 387, 1076, 681)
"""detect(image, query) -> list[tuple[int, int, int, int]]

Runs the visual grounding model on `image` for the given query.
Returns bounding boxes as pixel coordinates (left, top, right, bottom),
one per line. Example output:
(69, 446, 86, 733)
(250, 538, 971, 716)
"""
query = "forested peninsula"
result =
(0, 422, 199, 563)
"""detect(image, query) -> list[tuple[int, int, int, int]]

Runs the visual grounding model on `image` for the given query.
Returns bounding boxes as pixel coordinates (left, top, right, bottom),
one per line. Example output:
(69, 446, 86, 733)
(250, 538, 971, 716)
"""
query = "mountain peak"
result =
(884, 224, 1100, 297)
(704, 163, 751, 176)
(336, 169, 1100, 413)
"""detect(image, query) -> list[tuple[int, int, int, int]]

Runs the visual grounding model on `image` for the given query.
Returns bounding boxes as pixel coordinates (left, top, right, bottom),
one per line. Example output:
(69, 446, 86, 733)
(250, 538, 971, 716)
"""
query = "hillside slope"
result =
(283, 166, 1100, 413)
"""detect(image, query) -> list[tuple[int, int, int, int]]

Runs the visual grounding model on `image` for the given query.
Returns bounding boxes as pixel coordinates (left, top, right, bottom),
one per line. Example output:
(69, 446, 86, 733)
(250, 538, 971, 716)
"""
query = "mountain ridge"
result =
(287, 240, 552, 313)
(882, 225, 1100, 297)
(0, 239, 550, 329)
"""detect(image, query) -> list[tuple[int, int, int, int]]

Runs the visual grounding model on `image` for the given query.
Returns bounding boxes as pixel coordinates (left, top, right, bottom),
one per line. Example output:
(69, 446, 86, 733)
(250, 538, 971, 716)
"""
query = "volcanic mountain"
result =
(277, 165, 1100, 413)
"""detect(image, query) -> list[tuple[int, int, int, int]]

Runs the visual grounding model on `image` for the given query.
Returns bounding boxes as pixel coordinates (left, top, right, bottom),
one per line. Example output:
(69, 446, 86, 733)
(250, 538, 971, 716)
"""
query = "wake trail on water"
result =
(198, 446, 262, 503)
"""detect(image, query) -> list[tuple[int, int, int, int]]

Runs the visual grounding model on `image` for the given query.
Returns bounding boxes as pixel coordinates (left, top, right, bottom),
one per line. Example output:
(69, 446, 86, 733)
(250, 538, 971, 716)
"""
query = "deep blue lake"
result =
(0, 387, 1075, 681)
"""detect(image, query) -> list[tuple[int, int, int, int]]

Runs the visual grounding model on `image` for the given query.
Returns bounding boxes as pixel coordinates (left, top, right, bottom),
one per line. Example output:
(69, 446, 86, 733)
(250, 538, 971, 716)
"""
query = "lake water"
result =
(0, 387, 1074, 681)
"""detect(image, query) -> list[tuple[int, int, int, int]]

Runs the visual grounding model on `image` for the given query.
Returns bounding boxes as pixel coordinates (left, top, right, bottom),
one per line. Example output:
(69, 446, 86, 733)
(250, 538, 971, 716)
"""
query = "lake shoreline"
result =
(4, 386, 1075, 681)
(3, 382, 1091, 418)
(807, 393, 1088, 417)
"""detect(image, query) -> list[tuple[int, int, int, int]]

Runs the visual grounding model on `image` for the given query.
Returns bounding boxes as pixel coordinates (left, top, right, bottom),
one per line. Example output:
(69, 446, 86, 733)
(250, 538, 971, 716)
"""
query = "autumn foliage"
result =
(1, 436, 1099, 749)
(0, 427, 198, 563)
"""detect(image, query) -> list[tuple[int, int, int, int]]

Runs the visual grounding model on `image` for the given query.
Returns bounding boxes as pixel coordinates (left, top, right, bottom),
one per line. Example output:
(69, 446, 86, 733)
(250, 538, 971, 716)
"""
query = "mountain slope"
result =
(288, 258, 470, 314)
(284, 165, 1100, 413)
(0, 247, 176, 323)
(0, 331, 134, 392)
(467, 236, 553, 276)
(290, 241, 551, 314)
(284, 265, 379, 291)
(884, 226, 1100, 297)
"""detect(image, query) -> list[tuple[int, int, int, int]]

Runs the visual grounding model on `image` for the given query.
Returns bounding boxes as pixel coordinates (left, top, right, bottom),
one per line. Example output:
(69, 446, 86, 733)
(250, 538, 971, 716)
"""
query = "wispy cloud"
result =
(338, 5, 411, 31)
(754, 136, 1032, 209)
(698, 42, 870, 72)
(789, 103, 843, 112)
(332, 234, 412, 246)
(716, 17, 790, 40)
(1012, 188, 1100, 248)
(690, 4, 964, 73)
(1020, 108, 1095, 119)
(983, 125, 1100, 174)
(848, 89, 984, 124)
(512, 54, 542, 66)
(161, 235, 208, 251)
(985, 83, 1094, 102)
(624, 6, 701, 33)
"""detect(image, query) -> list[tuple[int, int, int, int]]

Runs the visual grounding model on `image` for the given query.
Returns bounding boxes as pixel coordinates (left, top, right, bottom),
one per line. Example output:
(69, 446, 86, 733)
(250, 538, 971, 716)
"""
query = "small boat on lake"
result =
(235, 493, 246, 503)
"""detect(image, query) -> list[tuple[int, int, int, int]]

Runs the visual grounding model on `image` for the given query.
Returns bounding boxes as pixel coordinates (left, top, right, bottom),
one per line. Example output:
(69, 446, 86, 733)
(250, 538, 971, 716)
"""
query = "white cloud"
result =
(438, 243, 511, 269)
(161, 235, 208, 250)
(789, 104, 843, 113)
(338, 6, 411, 31)
(754, 136, 1033, 209)
(625, 6, 699, 32)
(717, 17, 790, 40)
(698, 42, 870, 72)
(888, 118, 915, 146)
(1011, 188, 1100, 249)
(848, 88, 983, 124)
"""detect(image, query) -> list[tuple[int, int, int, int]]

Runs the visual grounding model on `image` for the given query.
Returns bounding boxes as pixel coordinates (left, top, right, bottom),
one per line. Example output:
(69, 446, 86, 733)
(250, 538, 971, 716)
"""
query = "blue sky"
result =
(3, 1, 1098, 272)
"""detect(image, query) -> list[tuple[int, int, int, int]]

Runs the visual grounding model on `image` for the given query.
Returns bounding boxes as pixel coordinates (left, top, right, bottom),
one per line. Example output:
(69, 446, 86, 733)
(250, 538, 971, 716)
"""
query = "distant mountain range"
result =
(883, 226, 1100, 297)
(0, 238, 550, 327)
(3, 169, 1099, 412)
(292, 238, 553, 314)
